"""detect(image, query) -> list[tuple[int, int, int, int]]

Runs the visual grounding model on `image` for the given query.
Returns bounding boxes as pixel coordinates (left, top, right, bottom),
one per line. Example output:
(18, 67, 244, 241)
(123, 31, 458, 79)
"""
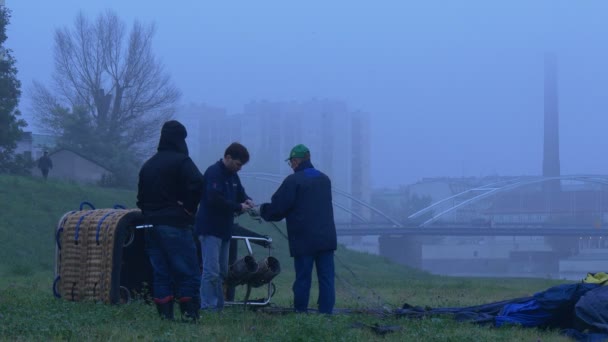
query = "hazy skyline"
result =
(8, 1, 608, 187)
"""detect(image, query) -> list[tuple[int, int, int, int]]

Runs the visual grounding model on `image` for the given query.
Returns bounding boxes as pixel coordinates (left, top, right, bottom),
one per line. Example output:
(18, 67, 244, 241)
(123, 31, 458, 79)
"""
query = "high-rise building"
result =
(175, 103, 240, 169)
(179, 99, 372, 222)
(239, 99, 371, 222)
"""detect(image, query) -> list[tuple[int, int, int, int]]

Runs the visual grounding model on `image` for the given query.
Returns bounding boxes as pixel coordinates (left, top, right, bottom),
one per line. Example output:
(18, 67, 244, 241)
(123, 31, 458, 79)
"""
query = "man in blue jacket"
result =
(137, 120, 204, 321)
(195, 142, 254, 311)
(259, 144, 337, 314)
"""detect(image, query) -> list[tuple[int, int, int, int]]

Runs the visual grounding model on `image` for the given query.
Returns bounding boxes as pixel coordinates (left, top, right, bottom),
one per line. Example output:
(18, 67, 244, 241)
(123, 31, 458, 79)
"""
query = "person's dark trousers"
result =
(293, 250, 335, 314)
(225, 239, 238, 301)
(41, 169, 49, 180)
(145, 225, 200, 319)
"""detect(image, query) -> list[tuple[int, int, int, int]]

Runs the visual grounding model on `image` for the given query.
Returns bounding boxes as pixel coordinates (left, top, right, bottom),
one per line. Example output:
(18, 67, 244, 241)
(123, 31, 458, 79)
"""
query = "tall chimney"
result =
(543, 52, 561, 193)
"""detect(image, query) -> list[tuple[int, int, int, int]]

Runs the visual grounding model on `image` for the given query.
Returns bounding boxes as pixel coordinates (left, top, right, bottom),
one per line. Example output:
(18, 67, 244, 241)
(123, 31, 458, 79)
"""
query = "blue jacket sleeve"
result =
(205, 169, 241, 213)
(235, 174, 250, 203)
(261, 176, 297, 222)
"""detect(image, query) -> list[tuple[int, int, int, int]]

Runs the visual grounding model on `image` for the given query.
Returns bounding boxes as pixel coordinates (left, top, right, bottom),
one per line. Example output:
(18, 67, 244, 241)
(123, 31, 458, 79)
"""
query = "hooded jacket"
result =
(260, 159, 337, 257)
(137, 120, 204, 228)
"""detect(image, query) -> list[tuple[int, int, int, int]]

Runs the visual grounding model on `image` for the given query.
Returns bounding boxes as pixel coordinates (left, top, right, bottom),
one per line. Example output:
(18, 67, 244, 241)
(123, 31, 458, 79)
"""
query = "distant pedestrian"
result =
(37, 151, 53, 180)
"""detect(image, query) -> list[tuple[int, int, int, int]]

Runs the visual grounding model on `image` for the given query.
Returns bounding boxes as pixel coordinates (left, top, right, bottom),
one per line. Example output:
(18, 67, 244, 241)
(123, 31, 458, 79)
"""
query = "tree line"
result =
(1, 8, 179, 188)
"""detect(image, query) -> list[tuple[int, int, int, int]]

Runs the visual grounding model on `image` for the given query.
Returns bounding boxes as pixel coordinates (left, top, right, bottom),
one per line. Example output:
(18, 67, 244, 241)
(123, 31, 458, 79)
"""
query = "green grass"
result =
(0, 174, 134, 280)
(0, 174, 573, 341)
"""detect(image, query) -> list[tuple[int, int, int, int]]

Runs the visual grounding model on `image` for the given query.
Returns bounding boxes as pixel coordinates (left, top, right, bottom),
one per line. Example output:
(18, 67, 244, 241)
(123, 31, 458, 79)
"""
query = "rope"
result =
(262, 219, 394, 316)
(74, 211, 95, 244)
(53, 276, 61, 298)
(334, 254, 394, 317)
(267, 221, 288, 240)
(95, 211, 118, 245)
(79, 201, 96, 210)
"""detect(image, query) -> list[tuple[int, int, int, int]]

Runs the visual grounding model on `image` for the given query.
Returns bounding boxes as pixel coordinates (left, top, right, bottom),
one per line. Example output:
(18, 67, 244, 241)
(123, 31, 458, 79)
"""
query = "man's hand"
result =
(240, 202, 253, 212)
(248, 205, 261, 218)
(245, 199, 255, 207)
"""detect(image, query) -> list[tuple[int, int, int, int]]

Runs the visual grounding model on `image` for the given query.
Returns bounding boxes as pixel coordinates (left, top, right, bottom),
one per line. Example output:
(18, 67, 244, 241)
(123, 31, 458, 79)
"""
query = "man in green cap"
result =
(257, 144, 337, 314)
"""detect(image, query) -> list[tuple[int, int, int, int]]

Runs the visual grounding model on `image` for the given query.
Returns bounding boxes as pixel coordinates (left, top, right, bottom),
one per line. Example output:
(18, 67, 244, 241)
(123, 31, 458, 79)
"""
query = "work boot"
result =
(154, 296, 174, 320)
(178, 296, 200, 322)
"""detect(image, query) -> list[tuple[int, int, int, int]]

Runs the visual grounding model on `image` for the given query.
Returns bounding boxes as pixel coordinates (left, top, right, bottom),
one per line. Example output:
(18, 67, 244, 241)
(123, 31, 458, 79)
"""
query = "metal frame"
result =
(224, 235, 276, 307)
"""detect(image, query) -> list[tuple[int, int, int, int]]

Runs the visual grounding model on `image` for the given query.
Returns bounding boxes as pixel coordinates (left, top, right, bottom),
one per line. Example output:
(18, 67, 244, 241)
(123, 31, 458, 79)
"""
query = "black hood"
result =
(157, 120, 189, 155)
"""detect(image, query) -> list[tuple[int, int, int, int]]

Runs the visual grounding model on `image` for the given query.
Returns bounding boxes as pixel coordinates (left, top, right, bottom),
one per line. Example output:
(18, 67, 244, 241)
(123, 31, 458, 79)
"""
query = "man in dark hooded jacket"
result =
(137, 120, 204, 321)
(257, 144, 337, 314)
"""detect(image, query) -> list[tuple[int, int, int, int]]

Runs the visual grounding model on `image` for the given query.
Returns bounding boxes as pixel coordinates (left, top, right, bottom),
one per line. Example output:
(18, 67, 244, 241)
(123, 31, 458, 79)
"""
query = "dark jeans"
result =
(145, 225, 200, 300)
(293, 250, 335, 314)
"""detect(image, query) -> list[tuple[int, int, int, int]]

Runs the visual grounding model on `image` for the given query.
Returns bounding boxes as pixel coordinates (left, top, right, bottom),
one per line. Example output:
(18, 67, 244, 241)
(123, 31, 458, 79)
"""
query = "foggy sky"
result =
(9, 1, 608, 187)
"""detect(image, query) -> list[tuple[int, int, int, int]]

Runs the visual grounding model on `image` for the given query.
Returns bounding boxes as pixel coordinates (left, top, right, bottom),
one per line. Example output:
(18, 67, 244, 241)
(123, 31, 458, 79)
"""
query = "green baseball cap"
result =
(286, 144, 310, 161)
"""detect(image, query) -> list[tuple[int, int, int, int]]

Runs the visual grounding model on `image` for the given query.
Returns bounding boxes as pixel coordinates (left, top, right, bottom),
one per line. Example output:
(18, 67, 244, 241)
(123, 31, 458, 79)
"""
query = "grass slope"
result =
(0, 175, 135, 278)
(0, 174, 572, 341)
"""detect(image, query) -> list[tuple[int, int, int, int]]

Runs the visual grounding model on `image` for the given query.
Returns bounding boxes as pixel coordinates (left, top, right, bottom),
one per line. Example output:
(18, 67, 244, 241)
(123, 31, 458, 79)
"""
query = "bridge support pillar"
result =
(379, 235, 422, 269)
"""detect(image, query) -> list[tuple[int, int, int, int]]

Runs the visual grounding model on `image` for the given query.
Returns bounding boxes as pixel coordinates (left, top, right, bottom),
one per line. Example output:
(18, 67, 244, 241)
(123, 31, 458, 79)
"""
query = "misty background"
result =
(9, 0, 608, 187)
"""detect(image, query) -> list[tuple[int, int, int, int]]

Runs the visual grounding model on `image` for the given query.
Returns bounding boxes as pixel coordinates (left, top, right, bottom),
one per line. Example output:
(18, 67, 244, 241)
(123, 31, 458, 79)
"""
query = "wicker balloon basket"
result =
(53, 203, 151, 304)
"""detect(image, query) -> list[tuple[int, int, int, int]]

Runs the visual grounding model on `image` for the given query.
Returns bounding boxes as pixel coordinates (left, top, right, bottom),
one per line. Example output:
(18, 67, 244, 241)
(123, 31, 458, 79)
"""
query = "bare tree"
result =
(31, 10, 180, 179)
